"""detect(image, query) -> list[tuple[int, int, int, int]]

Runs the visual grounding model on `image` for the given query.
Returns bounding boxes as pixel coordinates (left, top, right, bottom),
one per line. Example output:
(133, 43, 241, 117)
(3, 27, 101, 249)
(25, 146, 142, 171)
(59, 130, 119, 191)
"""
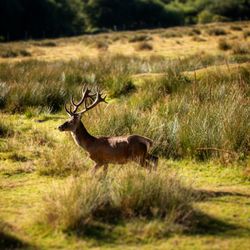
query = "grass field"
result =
(0, 21, 250, 250)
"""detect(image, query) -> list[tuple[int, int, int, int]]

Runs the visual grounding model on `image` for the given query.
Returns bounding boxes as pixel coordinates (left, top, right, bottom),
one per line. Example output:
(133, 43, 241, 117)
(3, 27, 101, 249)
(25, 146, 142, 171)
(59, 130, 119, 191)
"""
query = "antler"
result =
(65, 85, 107, 116)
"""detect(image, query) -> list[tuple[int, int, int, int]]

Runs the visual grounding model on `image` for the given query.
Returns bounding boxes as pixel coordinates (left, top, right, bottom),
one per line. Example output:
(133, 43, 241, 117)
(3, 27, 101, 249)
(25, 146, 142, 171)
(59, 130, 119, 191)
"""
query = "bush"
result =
(207, 28, 227, 36)
(0, 48, 31, 58)
(218, 39, 231, 51)
(34, 41, 57, 47)
(243, 30, 250, 39)
(95, 40, 109, 51)
(231, 42, 250, 55)
(129, 35, 152, 43)
(41, 166, 196, 230)
(135, 42, 153, 51)
(192, 36, 206, 42)
(188, 28, 201, 36)
(161, 31, 183, 38)
(198, 10, 215, 24)
(0, 119, 13, 138)
(230, 25, 242, 31)
(42, 175, 105, 229)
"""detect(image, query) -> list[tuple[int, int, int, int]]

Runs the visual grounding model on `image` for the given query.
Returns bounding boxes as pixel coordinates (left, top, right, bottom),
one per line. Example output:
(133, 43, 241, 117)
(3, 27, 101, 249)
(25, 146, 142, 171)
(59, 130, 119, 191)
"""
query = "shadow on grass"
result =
(72, 222, 119, 244)
(67, 189, 250, 245)
(0, 221, 31, 250)
(195, 189, 250, 200)
(67, 211, 245, 246)
(187, 210, 240, 236)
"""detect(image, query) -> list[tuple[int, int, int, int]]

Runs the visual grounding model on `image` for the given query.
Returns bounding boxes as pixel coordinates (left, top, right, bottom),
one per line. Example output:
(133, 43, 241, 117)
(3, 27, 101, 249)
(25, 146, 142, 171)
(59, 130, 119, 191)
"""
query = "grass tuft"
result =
(129, 35, 152, 43)
(41, 166, 196, 231)
(218, 39, 231, 51)
(207, 28, 227, 36)
(231, 42, 250, 54)
(135, 42, 153, 51)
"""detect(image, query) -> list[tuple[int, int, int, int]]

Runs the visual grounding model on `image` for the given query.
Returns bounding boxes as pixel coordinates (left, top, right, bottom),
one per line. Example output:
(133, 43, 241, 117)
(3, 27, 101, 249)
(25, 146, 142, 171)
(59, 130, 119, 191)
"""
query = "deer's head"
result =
(58, 85, 107, 132)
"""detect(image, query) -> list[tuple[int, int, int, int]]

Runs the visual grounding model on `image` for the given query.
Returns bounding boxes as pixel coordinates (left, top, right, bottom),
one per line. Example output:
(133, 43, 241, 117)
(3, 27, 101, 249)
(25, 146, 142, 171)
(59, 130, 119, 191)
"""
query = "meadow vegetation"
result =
(0, 22, 250, 249)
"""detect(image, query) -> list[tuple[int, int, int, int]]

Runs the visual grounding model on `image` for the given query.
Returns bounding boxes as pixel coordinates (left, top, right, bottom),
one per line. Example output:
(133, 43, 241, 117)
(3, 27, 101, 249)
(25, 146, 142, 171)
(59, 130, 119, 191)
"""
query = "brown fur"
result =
(58, 117, 158, 173)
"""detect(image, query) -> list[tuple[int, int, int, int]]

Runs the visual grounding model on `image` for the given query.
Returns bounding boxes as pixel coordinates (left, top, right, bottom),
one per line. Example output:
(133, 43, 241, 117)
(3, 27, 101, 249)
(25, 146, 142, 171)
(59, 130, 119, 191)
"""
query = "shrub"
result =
(198, 10, 214, 24)
(218, 39, 231, 51)
(105, 77, 135, 98)
(129, 35, 152, 43)
(95, 40, 109, 51)
(161, 31, 182, 38)
(110, 167, 194, 218)
(135, 42, 153, 51)
(19, 50, 32, 57)
(0, 48, 31, 58)
(231, 42, 250, 55)
(188, 28, 201, 36)
(243, 30, 250, 39)
(34, 41, 57, 47)
(0, 50, 18, 58)
(192, 36, 206, 42)
(41, 175, 105, 229)
(41, 166, 196, 230)
(0, 119, 13, 138)
(230, 25, 242, 31)
(207, 28, 227, 36)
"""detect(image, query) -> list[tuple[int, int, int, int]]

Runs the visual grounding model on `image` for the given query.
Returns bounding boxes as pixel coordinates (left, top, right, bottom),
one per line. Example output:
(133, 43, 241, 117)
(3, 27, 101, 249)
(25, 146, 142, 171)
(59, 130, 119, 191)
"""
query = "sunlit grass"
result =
(0, 21, 250, 250)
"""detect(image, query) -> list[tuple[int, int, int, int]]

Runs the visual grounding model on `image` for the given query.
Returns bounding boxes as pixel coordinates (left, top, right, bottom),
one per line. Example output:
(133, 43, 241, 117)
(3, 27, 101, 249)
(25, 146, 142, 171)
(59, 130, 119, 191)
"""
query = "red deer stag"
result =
(58, 85, 158, 174)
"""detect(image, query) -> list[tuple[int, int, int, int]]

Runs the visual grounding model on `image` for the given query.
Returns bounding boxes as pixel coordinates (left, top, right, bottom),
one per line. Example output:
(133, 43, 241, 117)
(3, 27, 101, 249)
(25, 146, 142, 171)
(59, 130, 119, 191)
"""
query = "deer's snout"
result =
(58, 124, 65, 131)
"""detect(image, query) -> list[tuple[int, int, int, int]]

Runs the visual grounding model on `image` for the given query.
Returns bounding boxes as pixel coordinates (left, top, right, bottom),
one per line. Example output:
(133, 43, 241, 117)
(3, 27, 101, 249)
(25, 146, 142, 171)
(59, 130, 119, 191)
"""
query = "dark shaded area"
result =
(0, 221, 31, 250)
(71, 222, 119, 244)
(65, 189, 250, 245)
(186, 209, 240, 235)
(0, 232, 29, 250)
(195, 189, 250, 201)
(0, 0, 250, 41)
(67, 210, 245, 245)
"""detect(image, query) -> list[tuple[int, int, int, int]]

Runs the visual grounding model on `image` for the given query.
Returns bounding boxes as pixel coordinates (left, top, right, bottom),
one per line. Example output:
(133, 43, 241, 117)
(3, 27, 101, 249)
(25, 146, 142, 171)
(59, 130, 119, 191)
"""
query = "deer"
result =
(58, 85, 158, 174)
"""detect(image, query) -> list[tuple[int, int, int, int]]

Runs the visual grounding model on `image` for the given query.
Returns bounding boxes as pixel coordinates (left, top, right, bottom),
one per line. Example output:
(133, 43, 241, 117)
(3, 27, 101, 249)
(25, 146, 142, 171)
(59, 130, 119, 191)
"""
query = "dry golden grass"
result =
(1, 21, 249, 63)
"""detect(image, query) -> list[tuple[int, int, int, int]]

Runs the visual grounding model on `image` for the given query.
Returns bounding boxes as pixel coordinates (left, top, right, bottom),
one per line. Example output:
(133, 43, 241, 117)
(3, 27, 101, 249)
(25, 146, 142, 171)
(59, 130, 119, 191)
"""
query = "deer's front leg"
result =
(91, 163, 102, 175)
(103, 164, 109, 176)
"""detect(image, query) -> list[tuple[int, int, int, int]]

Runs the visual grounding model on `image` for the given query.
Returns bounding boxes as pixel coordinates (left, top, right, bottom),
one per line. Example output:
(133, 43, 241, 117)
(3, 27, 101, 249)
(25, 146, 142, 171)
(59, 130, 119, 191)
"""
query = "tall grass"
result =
(1, 53, 245, 111)
(0, 54, 249, 161)
(41, 166, 196, 231)
(89, 66, 249, 160)
(37, 140, 88, 177)
(0, 117, 13, 138)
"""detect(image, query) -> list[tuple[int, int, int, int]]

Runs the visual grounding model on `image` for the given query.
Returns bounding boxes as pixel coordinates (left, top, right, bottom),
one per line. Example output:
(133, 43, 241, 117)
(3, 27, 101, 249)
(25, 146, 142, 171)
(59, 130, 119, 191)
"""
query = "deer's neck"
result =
(71, 122, 96, 151)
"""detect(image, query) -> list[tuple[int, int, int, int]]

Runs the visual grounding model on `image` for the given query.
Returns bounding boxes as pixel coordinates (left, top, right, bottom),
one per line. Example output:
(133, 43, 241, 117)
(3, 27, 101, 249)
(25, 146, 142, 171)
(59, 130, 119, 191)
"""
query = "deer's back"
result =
(89, 135, 153, 164)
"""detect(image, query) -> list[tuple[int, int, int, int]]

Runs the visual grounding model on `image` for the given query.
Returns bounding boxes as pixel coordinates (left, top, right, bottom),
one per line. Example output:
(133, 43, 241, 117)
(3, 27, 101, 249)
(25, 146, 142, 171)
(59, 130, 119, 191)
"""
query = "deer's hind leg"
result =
(138, 154, 155, 171)
(146, 154, 158, 171)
